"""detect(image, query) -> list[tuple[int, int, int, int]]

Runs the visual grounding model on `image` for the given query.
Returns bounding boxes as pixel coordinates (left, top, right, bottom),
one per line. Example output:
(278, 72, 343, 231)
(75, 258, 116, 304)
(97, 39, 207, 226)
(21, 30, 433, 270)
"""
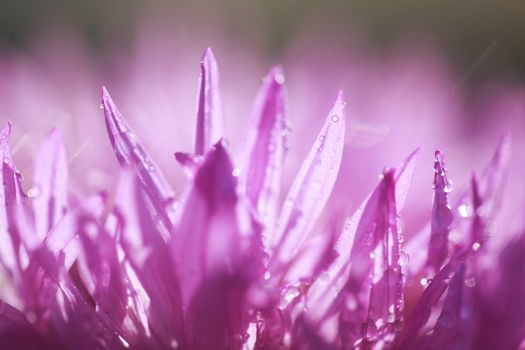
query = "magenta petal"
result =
(239, 66, 287, 231)
(426, 150, 454, 272)
(173, 141, 239, 306)
(398, 253, 466, 349)
(0, 121, 28, 278)
(174, 142, 262, 348)
(101, 87, 175, 232)
(306, 149, 418, 335)
(478, 133, 510, 219)
(0, 300, 54, 349)
(32, 129, 68, 242)
(394, 147, 420, 211)
(115, 170, 184, 347)
(195, 48, 224, 155)
(270, 92, 346, 273)
(423, 264, 470, 350)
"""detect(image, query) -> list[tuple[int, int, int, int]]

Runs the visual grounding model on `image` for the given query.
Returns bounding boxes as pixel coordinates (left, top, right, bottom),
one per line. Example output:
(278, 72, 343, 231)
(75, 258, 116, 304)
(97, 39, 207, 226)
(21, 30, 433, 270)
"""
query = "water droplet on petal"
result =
(170, 339, 179, 348)
(465, 278, 476, 288)
(318, 135, 325, 142)
(471, 242, 481, 251)
(331, 115, 339, 122)
(398, 251, 410, 266)
(458, 204, 471, 218)
(283, 286, 300, 303)
(369, 252, 376, 259)
(27, 186, 41, 198)
(375, 318, 385, 329)
(444, 179, 454, 193)
(232, 168, 241, 177)
(275, 74, 285, 85)
(118, 335, 130, 348)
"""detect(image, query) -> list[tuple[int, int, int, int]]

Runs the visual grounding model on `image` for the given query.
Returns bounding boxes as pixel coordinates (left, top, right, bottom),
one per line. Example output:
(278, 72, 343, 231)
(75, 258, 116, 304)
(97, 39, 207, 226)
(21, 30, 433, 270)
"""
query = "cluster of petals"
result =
(0, 48, 520, 350)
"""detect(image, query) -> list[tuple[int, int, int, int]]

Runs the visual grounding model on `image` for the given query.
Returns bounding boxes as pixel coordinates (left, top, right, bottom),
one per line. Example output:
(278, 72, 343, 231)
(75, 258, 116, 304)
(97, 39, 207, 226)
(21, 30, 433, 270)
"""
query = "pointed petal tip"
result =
(202, 47, 217, 64)
(267, 65, 285, 85)
(1, 120, 12, 135)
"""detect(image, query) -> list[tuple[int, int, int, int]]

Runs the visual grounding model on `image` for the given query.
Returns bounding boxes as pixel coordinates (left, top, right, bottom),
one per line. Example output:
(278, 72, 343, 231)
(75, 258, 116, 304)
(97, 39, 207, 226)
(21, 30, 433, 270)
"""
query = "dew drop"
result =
(283, 287, 300, 303)
(27, 186, 41, 198)
(465, 278, 476, 288)
(331, 115, 340, 122)
(232, 168, 241, 177)
(471, 242, 481, 251)
(99, 104, 104, 110)
(275, 74, 285, 85)
(264, 271, 271, 280)
(170, 339, 179, 348)
(458, 204, 471, 218)
(369, 252, 376, 259)
(398, 251, 410, 266)
(118, 335, 130, 348)
(444, 179, 454, 193)
(318, 135, 325, 142)
(375, 318, 385, 329)
(420, 277, 429, 286)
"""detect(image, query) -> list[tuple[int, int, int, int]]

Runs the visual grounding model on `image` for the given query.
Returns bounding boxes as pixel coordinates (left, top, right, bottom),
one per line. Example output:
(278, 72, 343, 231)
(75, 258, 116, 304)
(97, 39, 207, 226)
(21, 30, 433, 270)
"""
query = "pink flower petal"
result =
(32, 129, 68, 242)
(426, 150, 454, 272)
(270, 92, 346, 274)
(101, 87, 175, 233)
(194, 48, 224, 156)
(239, 66, 287, 232)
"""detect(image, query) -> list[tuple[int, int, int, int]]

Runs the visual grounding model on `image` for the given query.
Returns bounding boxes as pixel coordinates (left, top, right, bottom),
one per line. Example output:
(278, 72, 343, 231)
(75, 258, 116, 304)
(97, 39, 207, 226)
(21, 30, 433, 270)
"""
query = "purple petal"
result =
(0, 300, 54, 349)
(398, 253, 466, 349)
(478, 133, 510, 219)
(270, 92, 346, 273)
(32, 128, 68, 242)
(305, 149, 419, 335)
(101, 87, 175, 233)
(423, 264, 470, 350)
(194, 48, 224, 155)
(473, 232, 525, 349)
(426, 150, 454, 272)
(173, 142, 263, 348)
(115, 170, 184, 347)
(239, 66, 287, 231)
(394, 147, 420, 211)
(0, 121, 28, 278)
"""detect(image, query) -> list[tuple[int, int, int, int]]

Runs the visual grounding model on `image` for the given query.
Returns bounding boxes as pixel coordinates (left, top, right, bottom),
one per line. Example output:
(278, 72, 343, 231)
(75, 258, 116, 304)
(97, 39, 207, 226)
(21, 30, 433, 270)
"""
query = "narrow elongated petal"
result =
(426, 150, 453, 272)
(195, 48, 224, 155)
(423, 264, 470, 350)
(0, 122, 18, 274)
(306, 149, 419, 334)
(398, 253, 466, 349)
(32, 129, 68, 242)
(478, 133, 510, 219)
(174, 142, 263, 348)
(101, 87, 175, 233)
(473, 232, 525, 349)
(239, 67, 287, 230)
(0, 121, 28, 278)
(394, 147, 420, 211)
(115, 170, 184, 348)
(271, 92, 346, 271)
(0, 300, 54, 349)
